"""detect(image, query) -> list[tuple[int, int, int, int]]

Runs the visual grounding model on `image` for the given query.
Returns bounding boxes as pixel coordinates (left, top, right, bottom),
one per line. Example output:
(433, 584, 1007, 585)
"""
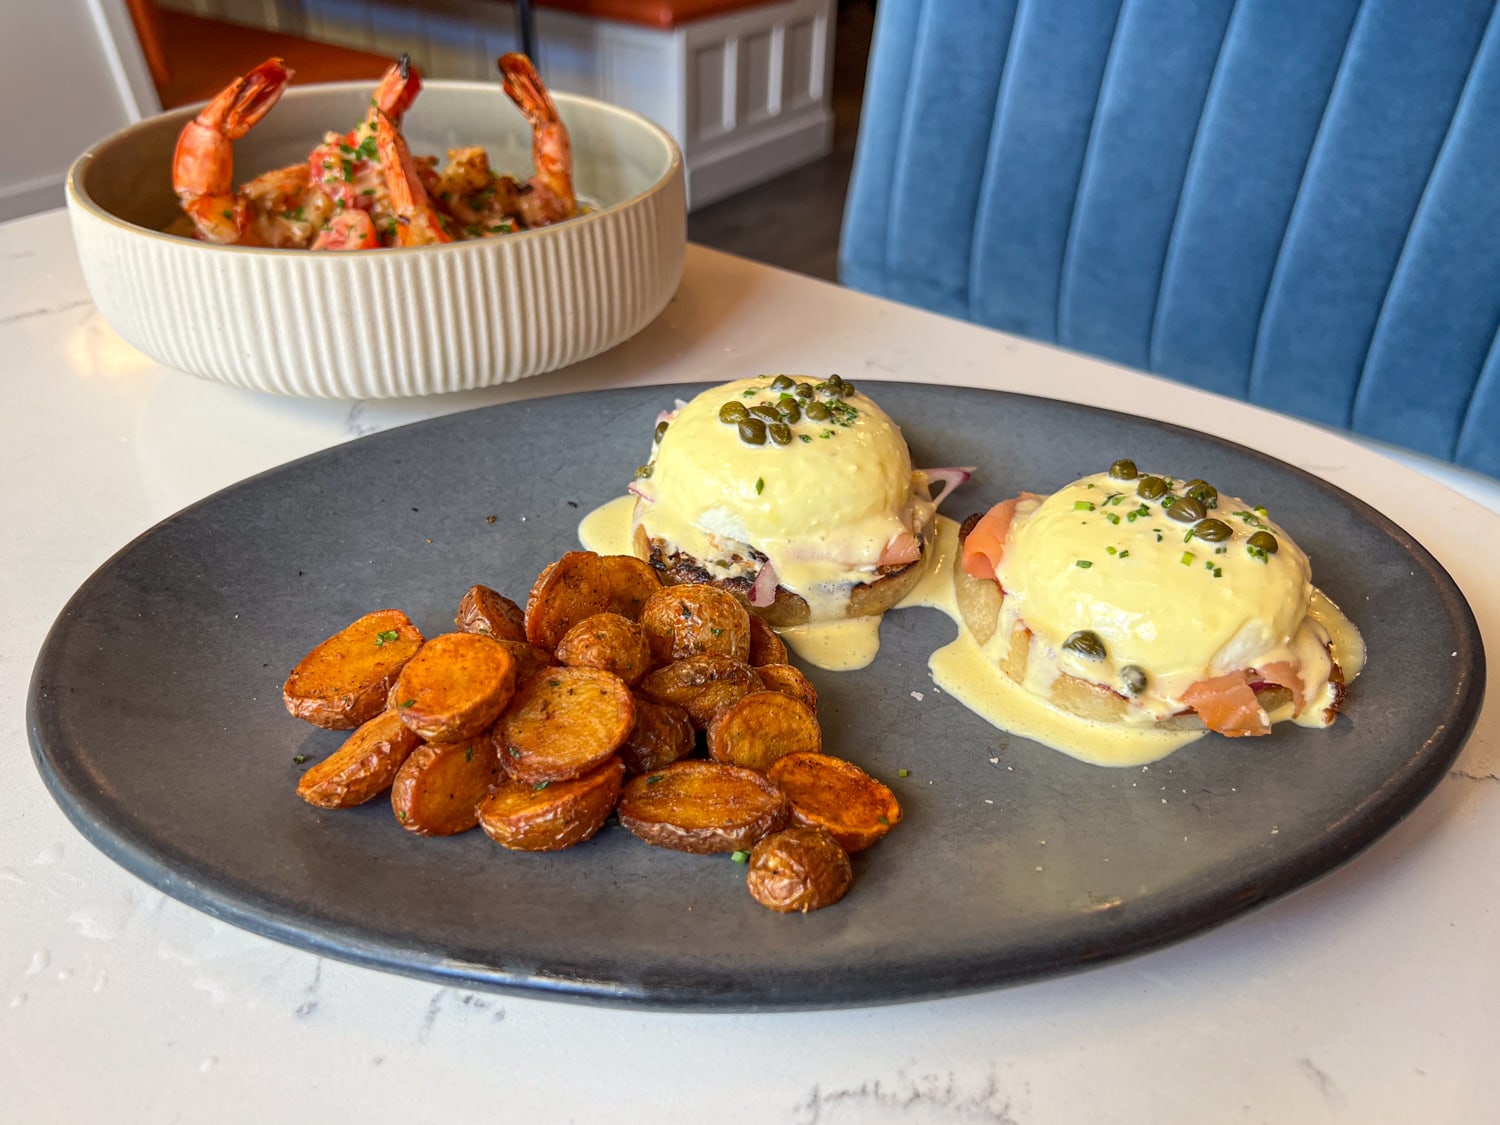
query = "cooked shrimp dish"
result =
(169, 52, 576, 249)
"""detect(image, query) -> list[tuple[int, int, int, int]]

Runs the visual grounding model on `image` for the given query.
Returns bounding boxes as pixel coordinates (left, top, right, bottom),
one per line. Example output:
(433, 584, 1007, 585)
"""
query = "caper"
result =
(653, 421, 669, 444)
(1137, 475, 1167, 500)
(794, 381, 815, 400)
(1183, 479, 1218, 508)
(779, 400, 801, 423)
(805, 401, 830, 421)
(767, 422, 793, 445)
(1166, 496, 1206, 523)
(738, 418, 767, 445)
(1120, 665, 1147, 696)
(1192, 518, 1232, 542)
(719, 401, 749, 424)
(1247, 530, 1279, 554)
(1109, 458, 1139, 481)
(1062, 630, 1107, 661)
(749, 403, 782, 423)
(771, 374, 796, 391)
(836, 380, 856, 397)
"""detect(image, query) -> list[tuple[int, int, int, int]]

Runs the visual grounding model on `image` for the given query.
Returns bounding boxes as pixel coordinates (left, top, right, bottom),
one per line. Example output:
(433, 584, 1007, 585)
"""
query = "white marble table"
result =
(4, 207, 1496, 1123)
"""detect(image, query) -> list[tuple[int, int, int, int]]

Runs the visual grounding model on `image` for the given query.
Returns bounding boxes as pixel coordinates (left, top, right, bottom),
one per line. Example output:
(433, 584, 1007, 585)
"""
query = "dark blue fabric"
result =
(839, 0, 1500, 478)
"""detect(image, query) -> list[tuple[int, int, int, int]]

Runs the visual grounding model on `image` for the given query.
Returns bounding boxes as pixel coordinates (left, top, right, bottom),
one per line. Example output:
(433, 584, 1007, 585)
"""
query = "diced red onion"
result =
(749, 560, 779, 607)
(627, 482, 653, 502)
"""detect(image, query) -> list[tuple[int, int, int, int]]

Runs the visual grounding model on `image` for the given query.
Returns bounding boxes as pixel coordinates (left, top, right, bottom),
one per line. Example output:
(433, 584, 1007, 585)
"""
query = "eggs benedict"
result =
(955, 460, 1363, 738)
(628, 375, 957, 628)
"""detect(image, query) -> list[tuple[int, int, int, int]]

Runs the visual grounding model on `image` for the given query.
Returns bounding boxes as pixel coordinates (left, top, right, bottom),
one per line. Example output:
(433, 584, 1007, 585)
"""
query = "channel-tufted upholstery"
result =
(839, 0, 1500, 477)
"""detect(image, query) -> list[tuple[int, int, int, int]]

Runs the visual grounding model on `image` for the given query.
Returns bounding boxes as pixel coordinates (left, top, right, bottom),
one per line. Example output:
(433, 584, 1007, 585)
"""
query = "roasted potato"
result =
(599, 553, 662, 621)
(554, 612, 653, 686)
(639, 584, 752, 664)
(455, 584, 527, 642)
(283, 609, 424, 729)
(617, 760, 788, 854)
(390, 737, 502, 836)
(766, 751, 902, 852)
(525, 551, 613, 649)
(296, 710, 421, 808)
(637, 655, 765, 728)
(752, 662, 819, 713)
(496, 667, 636, 782)
(707, 691, 821, 772)
(747, 614, 789, 666)
(746, 826, 853, 913)
(617, 696, 696, 774)
(478, 757, 625, 851)
(392, 632, 516, 743)
(493, 638, 556, 685)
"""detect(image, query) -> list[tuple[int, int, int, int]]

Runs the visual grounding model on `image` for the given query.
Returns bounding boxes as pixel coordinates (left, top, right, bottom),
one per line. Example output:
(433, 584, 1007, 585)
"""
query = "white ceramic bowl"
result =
(66, 80, 685, 398)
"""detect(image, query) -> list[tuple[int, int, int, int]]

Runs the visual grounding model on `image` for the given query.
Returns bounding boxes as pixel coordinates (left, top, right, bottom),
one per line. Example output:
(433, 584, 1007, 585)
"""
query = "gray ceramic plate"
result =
(28, 384, 1484, 1010)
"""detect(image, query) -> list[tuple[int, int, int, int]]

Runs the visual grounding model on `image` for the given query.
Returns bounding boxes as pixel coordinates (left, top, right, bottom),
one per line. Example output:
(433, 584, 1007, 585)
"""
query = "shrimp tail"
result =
(497, 53, 576, 227)
(375, 111, 452, 246)
(172, 57, 293, 244)
(371, 52, 423, 125)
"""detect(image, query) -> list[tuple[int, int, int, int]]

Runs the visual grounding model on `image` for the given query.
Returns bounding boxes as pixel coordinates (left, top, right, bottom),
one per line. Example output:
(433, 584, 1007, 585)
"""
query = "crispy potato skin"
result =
(525, 551, 613, 649)
(618, 760, 789, 854)
(746, 826, 853, 913)
(496, 667, 636, 783)
(455, 584, 527, 642)
(598, 554, 662, 622)
(297, 710, 421, 808)
(393, 632, 517, 743)
(639, 585, 752, 664)
(707, 691, 821, 772)
(753, 662, 819, 713)
(493, 638, 556, 685)
(747, 615, 789, 666)
(617, 697, 696, 774)
(555, 613, 653, 686)
(637, 655, 765, 729)
(478, 757, 624, 851)
(390, 738, 501, 836)
(283, 609, 424, 729)
(766, 752, 902, 852)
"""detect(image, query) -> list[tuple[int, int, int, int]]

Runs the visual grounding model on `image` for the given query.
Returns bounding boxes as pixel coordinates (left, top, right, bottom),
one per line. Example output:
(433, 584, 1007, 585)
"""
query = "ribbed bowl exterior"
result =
(67, 92, 685, 399)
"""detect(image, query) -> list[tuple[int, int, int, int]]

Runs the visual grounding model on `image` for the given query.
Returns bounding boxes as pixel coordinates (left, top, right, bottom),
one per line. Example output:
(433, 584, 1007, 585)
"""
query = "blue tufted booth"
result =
(839, 0, 1500, 478)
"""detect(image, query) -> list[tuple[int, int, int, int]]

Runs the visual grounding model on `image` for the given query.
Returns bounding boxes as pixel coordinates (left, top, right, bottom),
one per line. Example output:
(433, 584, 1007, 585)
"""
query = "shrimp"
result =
(239, 163, 335, 248)
(432, 146, 525, 238)
(497, 53, 576, 228)
(311, 208, 380, 251)
(172, 58, 293, 244)
(375, 111, 452, 246)
(308, 53, 423, 212)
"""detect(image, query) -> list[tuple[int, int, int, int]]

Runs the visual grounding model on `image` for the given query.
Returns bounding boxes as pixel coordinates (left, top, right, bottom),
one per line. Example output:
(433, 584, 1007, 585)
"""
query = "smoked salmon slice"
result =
(1180, 671, 1270, 737)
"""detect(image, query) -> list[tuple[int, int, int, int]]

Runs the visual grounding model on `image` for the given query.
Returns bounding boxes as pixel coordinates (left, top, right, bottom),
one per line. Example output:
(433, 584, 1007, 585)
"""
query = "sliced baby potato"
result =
(766, 751, 902, 852)
(493, 638, 556, 685)
(554, 612, 653, 686)
(746, 826, 853, 913)
(390, 737, 502, 836)
(524, 551, 613, 649)
(477, 756, 625, 851)
(617, 696, 696, 774)
(393, 631, 516, 743)
(496, 666, 636, 783)
(455, 584, 527, 642)
(599, 553, 662, 622)
(296, 710, 421, 808)
(747, 614, 789, 667)
(707, 691, 821, 772)
(617, 760, 788, 854)
(639, 584, 752, 664)
(637, 655, 764, 729)
(751, 662, 818, 713)
(283, 609, 424, 729)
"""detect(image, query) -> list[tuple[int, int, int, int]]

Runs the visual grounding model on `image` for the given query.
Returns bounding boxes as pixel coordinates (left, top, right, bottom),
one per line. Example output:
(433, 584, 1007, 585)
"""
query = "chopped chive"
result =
(1074, 501, 1095, 511)
(755, 477, 764, 495)
(730, 850, 750, 863)
(1181, 551, 1195, 566)
(1076, 560, 1093, 569)
(897, 768, 911, 778)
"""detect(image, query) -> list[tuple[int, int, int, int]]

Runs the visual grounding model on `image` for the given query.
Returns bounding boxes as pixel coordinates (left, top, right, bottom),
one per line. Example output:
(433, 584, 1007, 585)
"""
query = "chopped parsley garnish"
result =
(533, 781, 550, 791)
(898, 768, 911, 778)
(465, 746, 474, 762)
(293, 754, 309, 764)
(375, 629, 400, 646)
(755, 477, 765, 495)
(730, 850, 750, 863)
